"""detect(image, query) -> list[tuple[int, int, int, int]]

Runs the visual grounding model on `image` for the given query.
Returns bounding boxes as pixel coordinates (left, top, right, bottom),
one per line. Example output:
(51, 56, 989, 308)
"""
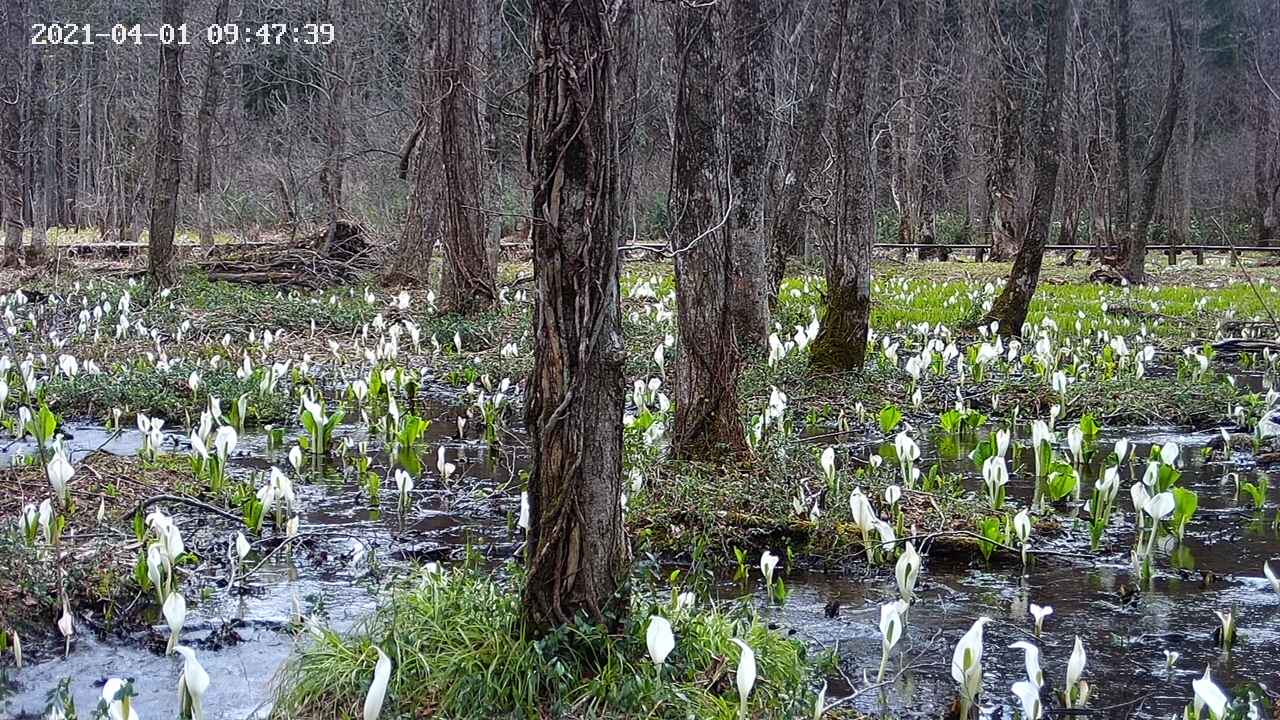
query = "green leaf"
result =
(878, 405, 903, 435)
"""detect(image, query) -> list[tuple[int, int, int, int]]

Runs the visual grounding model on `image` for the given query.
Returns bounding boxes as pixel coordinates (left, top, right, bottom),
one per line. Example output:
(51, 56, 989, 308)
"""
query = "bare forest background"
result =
(0, 0, 1278, 280)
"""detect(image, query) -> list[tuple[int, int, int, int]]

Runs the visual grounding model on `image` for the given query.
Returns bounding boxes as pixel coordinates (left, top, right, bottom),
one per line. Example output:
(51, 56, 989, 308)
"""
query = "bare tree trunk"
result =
(671, 1, 744, 458)
(767, 2, 842, 303)
(726, 0, 771, 352)
(1170, 19, 1198, 251)
(195, 0, 230, 247)
(986, 0, 1023, 261)
(522, 0, 629, 635)
(983, 0, 1070, 335)
(1121, 3, 1183, 284)
(148, 0, 184, 288)
(75, 50, 93, 228)
(1250, 4, 1277, 244)
(961, 0, 991, 252)
(437, 0, 497, 314)
(808, 0, 875, 371)
(319, 37, 348, 252)
(388, 1, 440, 284)
(26, 0, 48, 264)
(1111, 0, 1132, 243)
(1, 0, 24, 266)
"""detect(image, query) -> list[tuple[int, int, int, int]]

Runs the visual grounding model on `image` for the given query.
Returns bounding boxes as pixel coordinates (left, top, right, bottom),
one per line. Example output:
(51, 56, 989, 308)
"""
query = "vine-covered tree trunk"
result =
(522, 0, 629, 635)
(437, 0, 497, 314)
(767, 1, 842, 303)
(808, 0, 875, 371)
(1121, 3, 1183, 284)
(1, 1, 23, 267)
(194, 0, 230, 247)
(983, 0, 1070, 334)
(148, 0, 184, 288)
(672, 1, 745, 458)
(726, 0, 771, 352)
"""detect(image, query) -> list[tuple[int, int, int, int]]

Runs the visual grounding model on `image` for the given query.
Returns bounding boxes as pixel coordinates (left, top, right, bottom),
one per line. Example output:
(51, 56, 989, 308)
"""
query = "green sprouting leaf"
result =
(939, 409, 963, 435)
(1171, 487, 1198, 540)
(1078, 414, 1101, 437)
(1046, 463, 1078, 502)
(878, 405, 903, 435)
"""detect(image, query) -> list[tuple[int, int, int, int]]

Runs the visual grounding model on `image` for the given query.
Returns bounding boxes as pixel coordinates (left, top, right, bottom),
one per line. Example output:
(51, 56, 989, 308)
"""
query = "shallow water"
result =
(753, 428, 1280, 717)
(3, 407, 1277, 719)
(2, 394, 527, 719)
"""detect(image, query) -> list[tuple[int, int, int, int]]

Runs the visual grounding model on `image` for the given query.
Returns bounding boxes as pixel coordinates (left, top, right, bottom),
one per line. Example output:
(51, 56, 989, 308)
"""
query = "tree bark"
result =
(986, 0, 1023, 262)
(961, 0, 992, 252)
(1, 0, 24, 266)
(808, 0, 875, 371)
(319, 35, 349, 253)
(983, 0, 1070, 335)
(671, 0, 745, 458)
(388, 0, 440, 284)
(437, 0, 497, 314)
(726, 0, 771, 352)
(767, 2, 842, 303)
(194, 0, 230, 247)
(1121, 3, 1183, 284)
(26, 0, 48, 264)
(1111, 0, 1132, 241)
(148, 0, 185, 288)
(522, 0, 629, 635)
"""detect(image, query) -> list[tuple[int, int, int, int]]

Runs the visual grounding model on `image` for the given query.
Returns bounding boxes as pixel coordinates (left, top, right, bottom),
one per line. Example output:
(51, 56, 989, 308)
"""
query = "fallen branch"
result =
(126, 494, 243, 524)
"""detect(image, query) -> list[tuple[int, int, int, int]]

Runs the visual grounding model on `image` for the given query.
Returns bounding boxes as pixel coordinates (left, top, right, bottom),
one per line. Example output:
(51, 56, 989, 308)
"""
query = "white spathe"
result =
(645, 615, 675, 666)
(362, 646, 393, 720)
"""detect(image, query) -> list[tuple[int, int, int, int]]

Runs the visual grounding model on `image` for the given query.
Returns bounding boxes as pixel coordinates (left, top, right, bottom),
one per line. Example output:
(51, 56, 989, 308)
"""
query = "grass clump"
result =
(44, 364, 292, 425)
(274, 565, 830, 720)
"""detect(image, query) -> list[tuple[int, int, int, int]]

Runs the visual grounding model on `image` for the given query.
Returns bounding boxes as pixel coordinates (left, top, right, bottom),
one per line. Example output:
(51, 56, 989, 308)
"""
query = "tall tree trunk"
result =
(986, 0, 1023, 261)
(1111, 0, 1132, 242)
(983, 0, 1070, 335)
(1, 0, 24, 266)
(388, 0, 440, 284)
(195, 0, 230, 247)
(1121, 3, 1183, 284)
(26, 0, 48, 264)
(1250, 4, 1277, 244)
(808, 0, 875, 371)
(522, 0, 629, 634)
(319, 36, 348, 252)
(148, 0, 185, 288)
(767, 2, 842, 303)
(1171, 19, 1198, 249)
(726, 0, 771, 352)
(671, 1, 744, 458)
(961, 0, 991, 251)
(803, 0, 875, 368)
(437, 0, 497, 314)
(75, 50, 93, 228)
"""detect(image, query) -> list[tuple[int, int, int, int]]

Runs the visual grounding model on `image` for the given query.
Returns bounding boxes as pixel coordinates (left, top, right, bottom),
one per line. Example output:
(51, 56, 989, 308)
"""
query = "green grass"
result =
(45, 365, 293, 426)
(274, 565, 833, 720)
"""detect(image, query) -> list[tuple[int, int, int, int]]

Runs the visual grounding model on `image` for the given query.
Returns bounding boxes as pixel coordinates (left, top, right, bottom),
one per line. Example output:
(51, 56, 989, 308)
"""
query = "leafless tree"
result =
(148, 0, 186, 288)
(194, 0, 230, 247)
(807, 0, 876, 370)
(670, 0, 744, 458)
(437, 0, 498, 313)
(1118, 1, 1183, 284)
(983, 0, 1070, 333)
(725, 0, 772, 351)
